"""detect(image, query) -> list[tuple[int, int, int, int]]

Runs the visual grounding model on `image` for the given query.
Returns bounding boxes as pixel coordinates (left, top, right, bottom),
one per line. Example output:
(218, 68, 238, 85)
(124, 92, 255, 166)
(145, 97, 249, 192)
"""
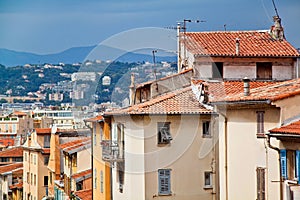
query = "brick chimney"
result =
(270, 15, 284, 40)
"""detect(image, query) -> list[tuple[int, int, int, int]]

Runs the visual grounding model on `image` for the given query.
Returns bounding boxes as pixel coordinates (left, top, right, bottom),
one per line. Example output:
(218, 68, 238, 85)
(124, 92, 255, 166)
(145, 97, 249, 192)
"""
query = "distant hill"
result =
(0, 45, 177, 67)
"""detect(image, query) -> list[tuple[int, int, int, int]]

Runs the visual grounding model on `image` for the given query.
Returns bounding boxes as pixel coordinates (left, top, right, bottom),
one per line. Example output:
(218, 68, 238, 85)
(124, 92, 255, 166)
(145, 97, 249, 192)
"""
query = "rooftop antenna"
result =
(272, 0, 280, 17)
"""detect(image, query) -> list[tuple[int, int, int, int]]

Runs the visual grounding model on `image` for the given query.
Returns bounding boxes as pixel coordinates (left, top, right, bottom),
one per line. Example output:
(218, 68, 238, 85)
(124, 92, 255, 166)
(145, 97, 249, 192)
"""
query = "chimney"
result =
(270, 15, 284, 40)
(243, 77, 250, 96)
(235, 38, 240, 55)
(129, 73, 135, 106)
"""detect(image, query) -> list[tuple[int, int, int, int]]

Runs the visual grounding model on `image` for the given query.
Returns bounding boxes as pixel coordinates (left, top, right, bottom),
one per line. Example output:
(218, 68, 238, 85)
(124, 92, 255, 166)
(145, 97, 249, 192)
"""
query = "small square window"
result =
(202, 121, 211, 137)
(157, 122, 172, 144)
(204, 171, 213, 189)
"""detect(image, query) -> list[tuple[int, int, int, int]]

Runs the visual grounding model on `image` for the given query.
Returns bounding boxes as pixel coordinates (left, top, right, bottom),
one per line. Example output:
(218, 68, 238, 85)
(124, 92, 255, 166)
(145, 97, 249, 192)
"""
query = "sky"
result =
(0, 0, 299, 54)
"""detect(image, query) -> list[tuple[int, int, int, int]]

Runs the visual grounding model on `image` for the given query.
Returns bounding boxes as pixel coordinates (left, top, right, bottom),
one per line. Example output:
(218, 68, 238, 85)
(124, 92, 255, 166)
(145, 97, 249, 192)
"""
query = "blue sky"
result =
(0, 0, 299, 54)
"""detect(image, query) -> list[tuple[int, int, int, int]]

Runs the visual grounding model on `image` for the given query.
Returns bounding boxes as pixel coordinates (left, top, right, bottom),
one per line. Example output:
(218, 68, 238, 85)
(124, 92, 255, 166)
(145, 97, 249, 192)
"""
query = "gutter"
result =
(266, 133, 282, 200)
(210, 100, 271, 106)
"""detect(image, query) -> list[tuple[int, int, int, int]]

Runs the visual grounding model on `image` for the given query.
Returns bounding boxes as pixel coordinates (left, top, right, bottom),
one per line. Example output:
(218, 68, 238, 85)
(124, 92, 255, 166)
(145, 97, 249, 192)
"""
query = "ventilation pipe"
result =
(235, 38, 240, 55)
(243, 77, 250, 96)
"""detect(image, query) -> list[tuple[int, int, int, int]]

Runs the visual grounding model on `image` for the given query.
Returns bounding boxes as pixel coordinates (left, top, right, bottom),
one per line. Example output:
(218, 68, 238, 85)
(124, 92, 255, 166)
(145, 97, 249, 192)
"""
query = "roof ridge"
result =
(185, 30, 269, 34)
(130, 86, 191, 111)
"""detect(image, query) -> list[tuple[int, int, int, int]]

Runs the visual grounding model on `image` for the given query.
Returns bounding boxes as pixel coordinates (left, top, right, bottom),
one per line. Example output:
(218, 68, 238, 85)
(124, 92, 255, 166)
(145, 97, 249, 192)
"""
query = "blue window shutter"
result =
(296, 150, 300, 184)
(158, 169, 171, 195)
(280, 149, 287, 180)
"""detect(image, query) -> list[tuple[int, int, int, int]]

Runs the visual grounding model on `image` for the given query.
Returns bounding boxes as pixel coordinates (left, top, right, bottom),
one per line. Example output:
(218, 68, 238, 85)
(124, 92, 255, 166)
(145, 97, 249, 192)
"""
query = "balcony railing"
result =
(101, 140, 124, 162)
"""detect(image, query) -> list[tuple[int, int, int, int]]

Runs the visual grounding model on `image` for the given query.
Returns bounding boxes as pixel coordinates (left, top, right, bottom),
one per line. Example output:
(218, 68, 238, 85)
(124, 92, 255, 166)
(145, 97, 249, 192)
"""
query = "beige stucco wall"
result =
(273, 65, 293, 80)
(223, 65, 256, 79)
(111, 114, 216, 200)
(219, 107, 280, 200)
(273, 95, 300, 125)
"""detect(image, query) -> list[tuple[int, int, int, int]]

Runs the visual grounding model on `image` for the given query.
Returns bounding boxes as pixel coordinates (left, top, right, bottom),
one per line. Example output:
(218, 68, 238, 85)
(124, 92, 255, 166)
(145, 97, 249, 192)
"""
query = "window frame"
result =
(157, 122, 172, 145)
(256, 167, 266, 200)
(202, 121, 211, 138)
(256, 111, 265, 137)
(158, 169, 171, 195)
(204, 171, 213, 189)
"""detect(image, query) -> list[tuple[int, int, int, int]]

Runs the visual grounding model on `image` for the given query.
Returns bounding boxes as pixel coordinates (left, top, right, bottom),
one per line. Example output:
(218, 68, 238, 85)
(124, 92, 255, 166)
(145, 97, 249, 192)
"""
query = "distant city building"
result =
(70, 91, 84, 100)
(102, 76, 111, 86)
(71, 72, 96, 82)
(49, 93, 64, 101)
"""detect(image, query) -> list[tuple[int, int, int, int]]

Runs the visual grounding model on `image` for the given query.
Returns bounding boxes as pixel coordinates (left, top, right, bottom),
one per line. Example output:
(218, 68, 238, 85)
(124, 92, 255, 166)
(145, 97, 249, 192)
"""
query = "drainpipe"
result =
(266, 134, 282, 200)
(215, 110, 228, 200)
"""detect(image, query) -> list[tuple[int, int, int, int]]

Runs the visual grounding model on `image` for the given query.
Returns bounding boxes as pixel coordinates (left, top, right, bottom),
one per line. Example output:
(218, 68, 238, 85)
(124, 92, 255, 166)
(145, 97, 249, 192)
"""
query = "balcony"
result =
(101, 140, 124, 162)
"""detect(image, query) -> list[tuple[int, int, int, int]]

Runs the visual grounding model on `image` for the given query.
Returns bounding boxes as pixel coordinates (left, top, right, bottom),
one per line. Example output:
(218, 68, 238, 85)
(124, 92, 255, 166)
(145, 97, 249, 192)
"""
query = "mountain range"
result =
(0, 45, 177, 67)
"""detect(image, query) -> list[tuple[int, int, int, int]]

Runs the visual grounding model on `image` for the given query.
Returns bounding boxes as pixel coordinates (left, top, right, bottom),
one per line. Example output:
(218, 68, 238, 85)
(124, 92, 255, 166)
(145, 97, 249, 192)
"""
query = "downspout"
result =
(215, 110, 228, 200)
(266, 134, 282, 200)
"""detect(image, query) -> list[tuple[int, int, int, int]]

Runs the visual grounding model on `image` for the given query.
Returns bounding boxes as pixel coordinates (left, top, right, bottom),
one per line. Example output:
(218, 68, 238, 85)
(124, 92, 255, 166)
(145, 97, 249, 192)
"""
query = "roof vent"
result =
(243, 77, 250, 96)
(235, 38, 240, 55)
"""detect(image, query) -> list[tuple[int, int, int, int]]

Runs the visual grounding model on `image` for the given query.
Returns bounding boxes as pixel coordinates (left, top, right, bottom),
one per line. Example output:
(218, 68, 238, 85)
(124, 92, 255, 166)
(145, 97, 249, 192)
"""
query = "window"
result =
(44, 135, 50, 148)
(44, 176, 48, 186)
(212, 62, 223, 79)
(257, 167, 266, 200)
(204, 171, 213, 188)
(296, 150, 300, 184)
(256, 62, 272, 80)
(34, 155, 36, 165)
(34, 174, 36, 186)
(94, 169, 97, 189)
(100, 170, 104, 193)
(202, 121, 211, 137)
(13, 157, 23, 162)
(31, 173, 33, 185)
(280, 149, 287, 180)
(24, 153, 27, 161)
(27, 172, 29, 183)
(49, 172, 52, 185)
(158, 169, 171, 195)
(257, 111, 265, 136)
(157, 122, 172, 144)
(44, 156, 50, 165)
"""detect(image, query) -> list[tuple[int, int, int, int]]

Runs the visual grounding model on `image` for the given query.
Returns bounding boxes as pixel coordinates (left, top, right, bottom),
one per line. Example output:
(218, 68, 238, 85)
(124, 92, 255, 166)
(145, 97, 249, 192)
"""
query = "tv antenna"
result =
(272, 0, 280, 17)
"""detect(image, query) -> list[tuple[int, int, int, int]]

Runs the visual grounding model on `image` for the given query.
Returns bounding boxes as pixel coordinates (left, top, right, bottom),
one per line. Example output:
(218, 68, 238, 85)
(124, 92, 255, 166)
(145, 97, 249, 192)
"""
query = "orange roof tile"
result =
(60, 137, 91, 154)
(206, 80, 278, 102)
(210, 79, 300, 103)
(73, 189, 92, 200)
(13, 111, 27, 116)
(269, 120, 300, 135)
(35, 128, 52, 135)
(184, 31, 300, 57)
(0, 163, 23, 174)
(9, 181, 23, 189)
(105, 86, 213, 115)
(72, 169, 91, 180)
(84, 116, 103, 122)
(0, 147, 23, 157)
(0, 138, 15, 147)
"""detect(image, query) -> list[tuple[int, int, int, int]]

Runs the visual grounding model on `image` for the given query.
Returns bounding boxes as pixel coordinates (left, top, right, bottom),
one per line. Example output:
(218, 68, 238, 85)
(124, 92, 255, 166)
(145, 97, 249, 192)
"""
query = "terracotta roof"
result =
(0, 163, 23, 174)
(84, 116, 103, 122)
(0, 147, 23, 157)
(42, 148, 50, 154)
(202, 80, 278, 102)
(105, 86, 213, 115)
(9, 181, 23, 189)
(73, 189, 92, 200)
(184, 31, 300, 57)
(60, 137, 91, 154)
(35, 128, 52, 135)
(269, 120, 300, 135)
(0, 138, 15, 147)
(72, 169, 91, 180)
(13, 111, 27, 116)
(210, 78, 300, 103)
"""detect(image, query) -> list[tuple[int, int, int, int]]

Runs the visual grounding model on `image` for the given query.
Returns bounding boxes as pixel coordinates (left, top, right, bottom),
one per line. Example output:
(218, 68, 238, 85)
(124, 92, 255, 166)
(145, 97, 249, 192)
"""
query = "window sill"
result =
(256, 133, 266, 138)
(203, 185, 213, 190)
(202, 135, 212, 138)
